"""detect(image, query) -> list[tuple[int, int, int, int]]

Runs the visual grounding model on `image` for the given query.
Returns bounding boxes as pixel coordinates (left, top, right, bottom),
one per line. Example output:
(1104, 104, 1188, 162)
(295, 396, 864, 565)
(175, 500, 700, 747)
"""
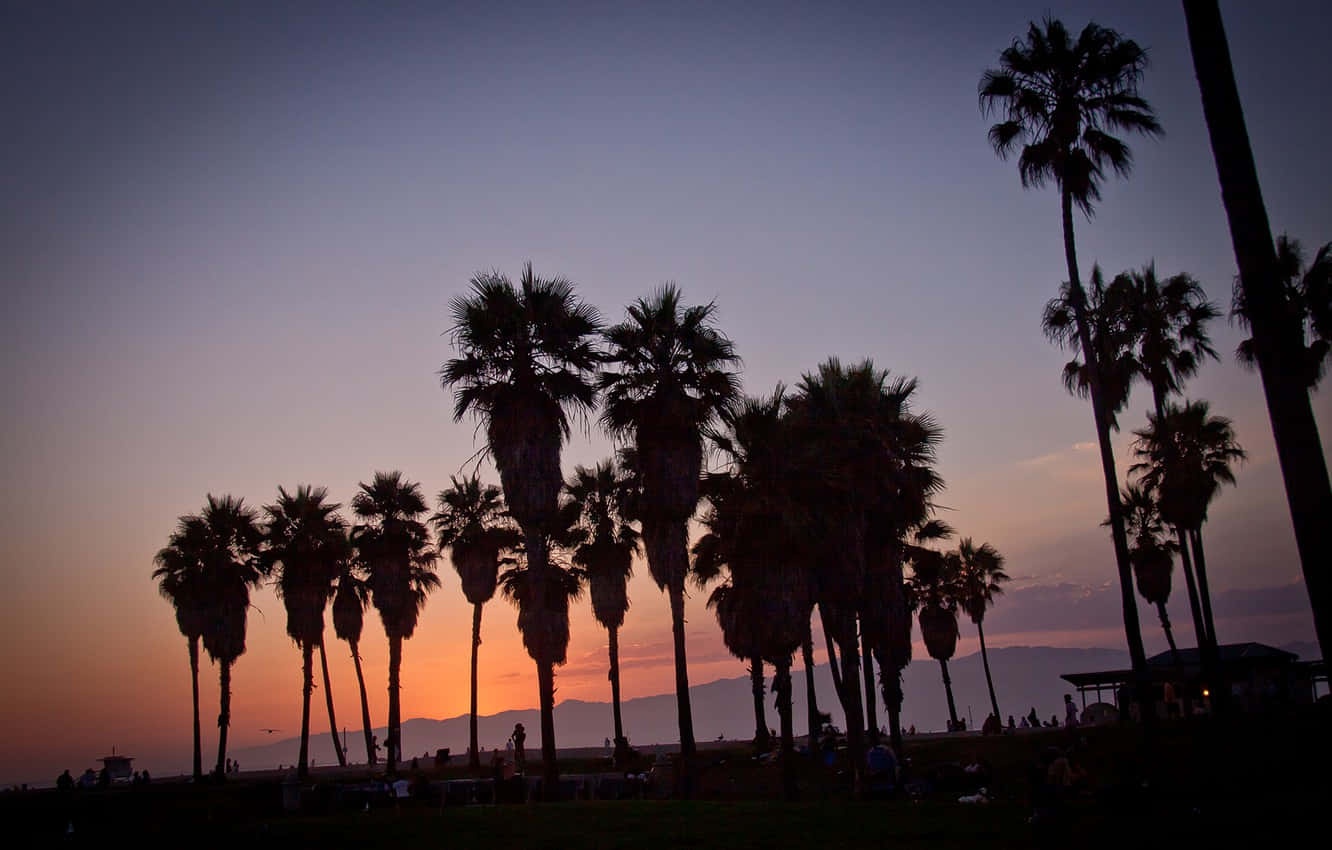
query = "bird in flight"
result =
(259, 728, 281, 734)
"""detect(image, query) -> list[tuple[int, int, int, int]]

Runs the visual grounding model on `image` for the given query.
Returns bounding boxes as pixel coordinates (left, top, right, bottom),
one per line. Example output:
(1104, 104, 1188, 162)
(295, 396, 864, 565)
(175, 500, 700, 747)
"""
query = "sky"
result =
(2, 0, 1329, 785)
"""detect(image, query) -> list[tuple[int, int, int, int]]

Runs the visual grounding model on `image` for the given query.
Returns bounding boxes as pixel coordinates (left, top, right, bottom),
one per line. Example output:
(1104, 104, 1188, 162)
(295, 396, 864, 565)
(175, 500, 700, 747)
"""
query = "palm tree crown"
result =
(1233, 233, 1332, 389)
(432, 475, 520, 606)
(442, 263, 601, 528)
(1112, 263, 1219, 405)
(563, 461, 640, 632)
(956, 539, 1008, 627)
(980, 17, 1161, 214)
(1131, 400, 1247, 530)
(352, 471, 440, 640)
(264, 486, 348, 647)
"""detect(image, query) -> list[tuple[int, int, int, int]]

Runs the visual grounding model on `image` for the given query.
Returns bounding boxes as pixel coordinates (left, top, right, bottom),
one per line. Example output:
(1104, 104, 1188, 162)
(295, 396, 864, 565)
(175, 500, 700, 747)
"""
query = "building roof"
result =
(1061, 642, 1306, 688)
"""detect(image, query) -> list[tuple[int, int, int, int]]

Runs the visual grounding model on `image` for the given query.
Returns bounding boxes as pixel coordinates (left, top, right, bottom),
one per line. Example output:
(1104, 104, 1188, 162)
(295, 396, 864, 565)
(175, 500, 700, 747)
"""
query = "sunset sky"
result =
(2, 0, 1329, 785)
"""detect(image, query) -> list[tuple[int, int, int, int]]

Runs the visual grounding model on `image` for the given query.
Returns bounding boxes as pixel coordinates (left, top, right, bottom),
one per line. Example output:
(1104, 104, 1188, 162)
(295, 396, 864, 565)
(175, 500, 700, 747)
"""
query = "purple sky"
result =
(2, 0, 1329, 783)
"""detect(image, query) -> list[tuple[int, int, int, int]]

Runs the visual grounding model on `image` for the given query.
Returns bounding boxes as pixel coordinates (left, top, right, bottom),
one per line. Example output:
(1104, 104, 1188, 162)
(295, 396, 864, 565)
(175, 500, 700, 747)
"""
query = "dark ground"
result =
(5, 704, 1327, 848)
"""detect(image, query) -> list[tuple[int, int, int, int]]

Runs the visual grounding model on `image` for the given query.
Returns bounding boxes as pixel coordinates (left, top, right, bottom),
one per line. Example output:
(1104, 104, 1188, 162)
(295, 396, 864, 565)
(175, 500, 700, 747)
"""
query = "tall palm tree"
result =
(911, 549, 964, 731)
(332, 562, 376, 765)
(351, 471, 440, 776)
(600, 285, 741, 779)
(1181, 0, 1332, 668)
(442, 263, 601, 795)
(562, 461, 641, 760)
(788, 359, 935, 785)
(1119, 484, 1180, 659)
(263, 485, 349, 778)
(1110, 263, 1219, 648)
(956, 539, 1009, 722)
(194, 495, 265, 777)
(1234, 234, 1332, 390)
(153, 516, 210, 781)
(1132, 402, 1246, 647)
(982, 18, 1162, 714)
(431, 475, 520, 771)
(697, 389, 812, 799)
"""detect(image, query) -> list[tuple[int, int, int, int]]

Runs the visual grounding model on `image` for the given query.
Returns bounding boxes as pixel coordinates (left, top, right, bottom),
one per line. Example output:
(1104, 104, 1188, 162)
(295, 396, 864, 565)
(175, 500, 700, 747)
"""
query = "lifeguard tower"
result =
(99, 746, 134, 782)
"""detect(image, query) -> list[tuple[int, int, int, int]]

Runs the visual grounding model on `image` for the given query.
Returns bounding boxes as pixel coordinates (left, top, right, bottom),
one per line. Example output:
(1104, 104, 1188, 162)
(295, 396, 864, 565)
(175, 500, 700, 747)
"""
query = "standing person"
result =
(1063, 694, 1078, 728)
(511, 723, 527, 775)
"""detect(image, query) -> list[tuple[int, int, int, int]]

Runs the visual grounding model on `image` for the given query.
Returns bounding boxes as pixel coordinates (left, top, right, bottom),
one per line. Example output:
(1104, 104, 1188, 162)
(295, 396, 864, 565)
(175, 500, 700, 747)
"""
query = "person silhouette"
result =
(511, 723, 527, 774)
(56, 770, 74, 792)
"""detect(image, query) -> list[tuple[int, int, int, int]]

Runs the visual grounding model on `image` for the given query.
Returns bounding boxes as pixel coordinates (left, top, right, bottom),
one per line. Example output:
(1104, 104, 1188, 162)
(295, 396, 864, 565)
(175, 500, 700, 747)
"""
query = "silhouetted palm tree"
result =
(263, 485, 350, 777)
(431, 475, 520, 771)
(911, 549, 964, 730)
(982, 17, 1162, 709)
(1119, 484, 1179, 660)
(1132, 402, 1246, 647)
(351, 471, 439, 776)
(153, 516, 210, 781)
(562, 461, 640, 760)
(788, 359, 935, 785)
(194, 495, 265, 777)
(442, 263, 600, 794)
(957, 539, 1008, 722)
(1182, 0, 1332, 669)
(1112, 263, 1219, 648)
(697, 389, 812, 799)
(1234, 234, 1332, 389)
(600, 285, 741, 780)
(1043, 266, 1137, 429)
(332, 563, 375, 764)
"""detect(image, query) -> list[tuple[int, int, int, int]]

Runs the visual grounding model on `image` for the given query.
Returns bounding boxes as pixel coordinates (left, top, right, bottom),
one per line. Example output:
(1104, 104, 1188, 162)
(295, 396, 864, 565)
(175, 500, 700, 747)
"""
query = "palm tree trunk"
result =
(1061, 182, 1154, 725)
(802, 631, 820, 746)
(318, 637, 346, 767)
(189, 636, 202, 781)
(1188, 528, 1218, 646)
(835, 625, 866, 793)
(880, 660, 905, 758)
(820, 612, 845, 699)
(609, 625, 626, 753)
(536, 658, 559, 798)
(349, 639, 375, 765)
(861, 626, 878, 742)
(750, 658, 768, 749)
(774, 658, 796, 801)
(977, 619, 1001, 721)
(387, 634, 401, 776)
(1157, 601, 1180, 662)
(668, 580, 697, 767)
(299, 641, 313, 778)
(470, 602, 483, 771)
(1183, 0, 1332, 667)
(1175, 527, 1208, 645)
(939, 658, 959, 730)
(216, 661, 232, 778)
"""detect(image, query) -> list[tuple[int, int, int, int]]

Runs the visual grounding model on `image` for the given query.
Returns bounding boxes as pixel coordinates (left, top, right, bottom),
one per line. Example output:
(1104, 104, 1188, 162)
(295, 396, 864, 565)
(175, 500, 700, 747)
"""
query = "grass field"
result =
(6, 708, 1327, 847)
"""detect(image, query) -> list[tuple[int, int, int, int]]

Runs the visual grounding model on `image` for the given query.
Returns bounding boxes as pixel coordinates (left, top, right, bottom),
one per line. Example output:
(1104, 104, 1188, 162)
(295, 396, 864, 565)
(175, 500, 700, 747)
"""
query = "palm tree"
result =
(351, 471, 440, 776)
(1043, 266, 1137, 429)
(911, 549, 964, 731)
(697, 389, 812, 799)
(431, 475, 520, 771)
(442, 263, 600, 795)
(153, 516, 210, 781)
(1234, 234, 1332, 390)
(1181, 0, 1332, 668)
(982, 17, 1162, 714)
(1119, 484, 1180, 659)
(956, 539, 1009, 722)
(1111, 263, 1219, 649)
(332, 563, 376, 764)
(194, 495, 265, 777)
(263, 485, 349, 778)
(562, 461, 641, 760)
(1132, 401, 1246, 647)
(600, 285, 741, 779)
(788, 359, 935, 785)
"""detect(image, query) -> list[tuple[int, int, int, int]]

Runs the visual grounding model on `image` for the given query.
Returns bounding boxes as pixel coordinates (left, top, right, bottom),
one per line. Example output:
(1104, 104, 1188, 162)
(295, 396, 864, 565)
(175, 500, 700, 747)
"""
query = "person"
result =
(907, 725, 916, 736)
(225, 758, 232, 774)
(604, 736, 611, 752)
(1063, 694, 1078, 728)
(140, 769, 151, 784)
(867, 743, 898, 787)
(1007, 715, 1016, 732)
(1027, 707, 1040, 728)
(1019, 715, 1030, 729)
(511, 723, 526, 774)
(56, 770, 74, 792)
(79, 768, 97, 789)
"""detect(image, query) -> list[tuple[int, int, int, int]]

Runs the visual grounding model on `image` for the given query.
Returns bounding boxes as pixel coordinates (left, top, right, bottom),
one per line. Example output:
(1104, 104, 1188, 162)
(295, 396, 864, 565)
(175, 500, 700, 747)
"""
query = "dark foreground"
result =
(7, 706, 1327, 848)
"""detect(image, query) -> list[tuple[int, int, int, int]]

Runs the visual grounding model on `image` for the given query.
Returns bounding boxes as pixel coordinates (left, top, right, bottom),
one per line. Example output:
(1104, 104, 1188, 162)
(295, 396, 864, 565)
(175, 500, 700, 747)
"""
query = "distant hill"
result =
(228, 645, 1128, 770)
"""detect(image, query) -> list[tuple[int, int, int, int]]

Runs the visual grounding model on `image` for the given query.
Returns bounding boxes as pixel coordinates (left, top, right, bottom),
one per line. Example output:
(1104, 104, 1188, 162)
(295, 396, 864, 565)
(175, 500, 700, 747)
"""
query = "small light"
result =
(1202, 689, 1210, 697)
